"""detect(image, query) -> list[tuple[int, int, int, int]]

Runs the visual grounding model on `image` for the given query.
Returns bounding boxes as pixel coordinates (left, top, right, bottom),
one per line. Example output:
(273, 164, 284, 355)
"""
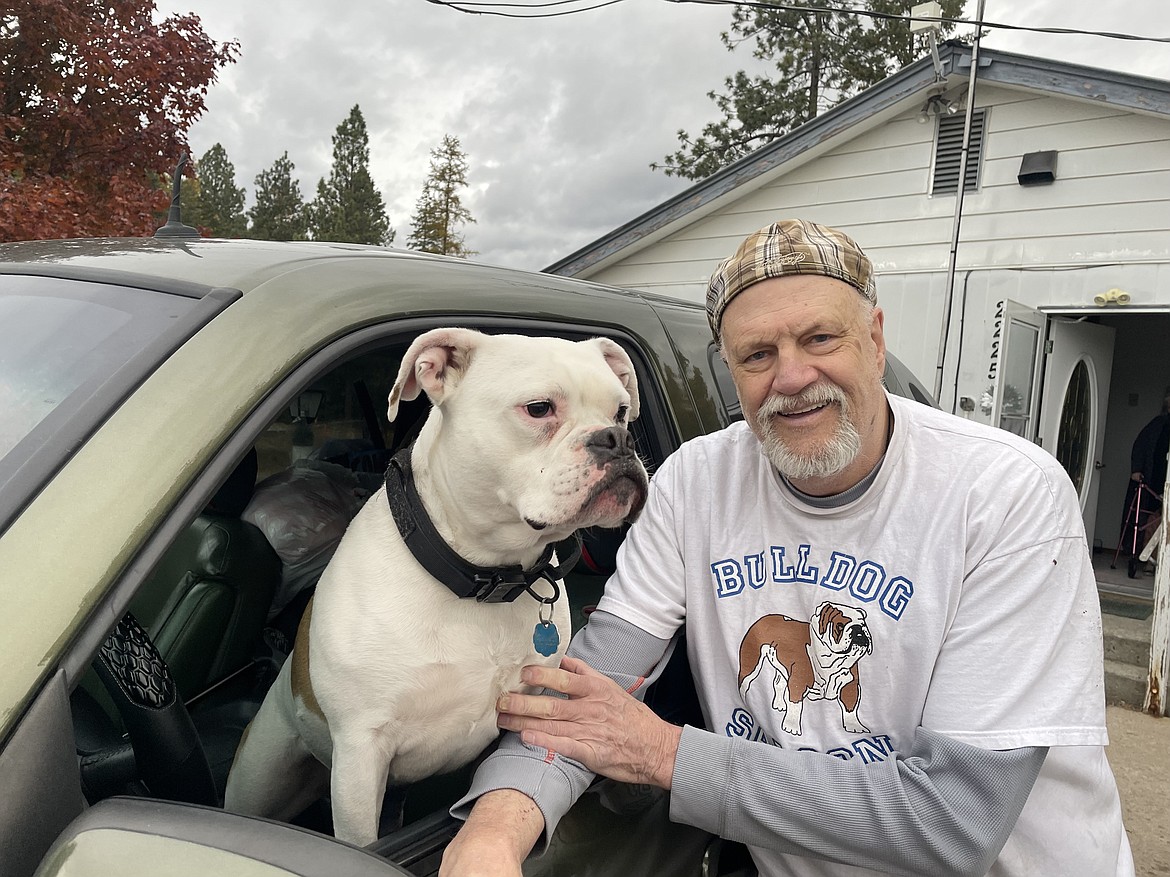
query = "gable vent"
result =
(931, 108, 987, 195)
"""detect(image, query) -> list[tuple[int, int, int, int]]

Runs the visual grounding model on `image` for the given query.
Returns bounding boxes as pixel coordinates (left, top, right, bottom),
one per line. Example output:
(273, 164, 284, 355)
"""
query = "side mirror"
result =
(35, 797, 409, 877)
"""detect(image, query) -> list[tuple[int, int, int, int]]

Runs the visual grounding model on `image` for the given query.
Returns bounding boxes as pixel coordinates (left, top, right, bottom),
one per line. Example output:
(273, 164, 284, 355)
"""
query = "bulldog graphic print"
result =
(737, 601, 873, 736)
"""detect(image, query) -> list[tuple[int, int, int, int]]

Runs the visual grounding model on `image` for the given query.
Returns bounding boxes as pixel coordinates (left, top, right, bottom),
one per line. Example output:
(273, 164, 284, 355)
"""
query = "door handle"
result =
(1094, 461, 1105, 470)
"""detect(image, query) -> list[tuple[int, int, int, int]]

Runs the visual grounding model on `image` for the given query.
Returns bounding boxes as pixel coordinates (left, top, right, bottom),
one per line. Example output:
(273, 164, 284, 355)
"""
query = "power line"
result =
(425, 0, 1170, 44)
(424, 0, 628, 17)
(674, 0, 1170, 43)
(427, 0, 600, 6)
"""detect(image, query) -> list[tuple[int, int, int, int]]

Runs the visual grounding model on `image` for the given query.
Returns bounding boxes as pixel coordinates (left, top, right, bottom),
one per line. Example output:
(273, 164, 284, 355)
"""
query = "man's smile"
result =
(768, 398, 839, 428)
(777, 402, 830, 418)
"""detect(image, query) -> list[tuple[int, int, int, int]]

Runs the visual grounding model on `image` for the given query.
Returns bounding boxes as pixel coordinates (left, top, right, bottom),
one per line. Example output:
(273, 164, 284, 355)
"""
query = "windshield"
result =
(0, 275, 194, 470)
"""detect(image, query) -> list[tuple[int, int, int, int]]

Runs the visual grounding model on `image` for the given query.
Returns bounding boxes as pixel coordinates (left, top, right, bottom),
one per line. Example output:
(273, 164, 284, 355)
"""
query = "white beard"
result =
(756, 383, 862, 481)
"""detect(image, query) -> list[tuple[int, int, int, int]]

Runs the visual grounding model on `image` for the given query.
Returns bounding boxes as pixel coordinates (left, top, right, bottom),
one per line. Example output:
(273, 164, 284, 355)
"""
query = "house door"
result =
(990, 302, 1045, 441)
(1037, 318, 1116, 542)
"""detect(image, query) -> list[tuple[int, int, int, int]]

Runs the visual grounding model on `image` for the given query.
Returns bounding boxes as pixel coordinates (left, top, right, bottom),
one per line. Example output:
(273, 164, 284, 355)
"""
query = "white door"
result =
(1038, 318, 1116, 542)
(991, 302, 1046, 440)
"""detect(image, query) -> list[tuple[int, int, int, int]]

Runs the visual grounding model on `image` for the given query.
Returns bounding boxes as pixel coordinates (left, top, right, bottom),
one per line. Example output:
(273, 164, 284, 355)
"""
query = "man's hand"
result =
(439, 789, 543, 877)
(495, 656, 683, 789)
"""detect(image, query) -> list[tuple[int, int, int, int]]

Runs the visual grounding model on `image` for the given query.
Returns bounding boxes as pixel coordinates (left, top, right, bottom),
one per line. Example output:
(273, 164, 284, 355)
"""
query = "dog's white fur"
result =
(224, 329, 648, 846)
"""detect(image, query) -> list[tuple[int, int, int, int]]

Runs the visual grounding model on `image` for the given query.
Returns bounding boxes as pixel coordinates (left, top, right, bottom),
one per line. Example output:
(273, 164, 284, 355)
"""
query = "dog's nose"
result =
(851, 627, 870, 650)
(585, 426, 635, 463)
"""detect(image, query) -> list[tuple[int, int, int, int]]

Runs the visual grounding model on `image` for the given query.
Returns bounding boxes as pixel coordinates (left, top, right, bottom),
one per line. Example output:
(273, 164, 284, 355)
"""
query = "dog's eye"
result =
(616, 405, 629, 424)
(525, 401, 555, 418)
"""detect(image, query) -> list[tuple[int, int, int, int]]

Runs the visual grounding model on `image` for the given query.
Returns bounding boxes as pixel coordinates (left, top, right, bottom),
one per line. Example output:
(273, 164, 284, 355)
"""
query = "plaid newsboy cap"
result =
(705, 219, 877, 337)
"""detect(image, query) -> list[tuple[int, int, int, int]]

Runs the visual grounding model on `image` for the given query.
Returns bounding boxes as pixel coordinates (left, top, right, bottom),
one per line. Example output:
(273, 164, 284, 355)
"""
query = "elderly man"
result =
(441, 220, 1133, 877)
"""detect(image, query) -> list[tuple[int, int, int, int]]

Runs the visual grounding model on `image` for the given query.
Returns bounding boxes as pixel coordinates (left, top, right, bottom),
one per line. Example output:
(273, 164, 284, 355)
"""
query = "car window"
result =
(883, 353, 939, 408)
(255, 346, 406, 481)
(707, 344, 743, 424)
(0, 276, 194, 471)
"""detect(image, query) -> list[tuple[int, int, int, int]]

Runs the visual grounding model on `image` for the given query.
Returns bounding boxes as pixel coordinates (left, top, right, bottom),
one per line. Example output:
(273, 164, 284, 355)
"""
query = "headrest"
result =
(206, 448, 258, 518)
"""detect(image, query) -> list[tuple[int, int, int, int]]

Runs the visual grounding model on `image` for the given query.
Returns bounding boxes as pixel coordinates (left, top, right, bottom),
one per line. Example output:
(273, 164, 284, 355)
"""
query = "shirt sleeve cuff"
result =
(450, 746, 583, 853)
(669, 724, 735, 836)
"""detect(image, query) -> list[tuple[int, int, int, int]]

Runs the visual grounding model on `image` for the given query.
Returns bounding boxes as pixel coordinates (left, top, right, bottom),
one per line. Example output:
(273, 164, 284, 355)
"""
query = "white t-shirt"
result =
(597, 393, 1133, 876)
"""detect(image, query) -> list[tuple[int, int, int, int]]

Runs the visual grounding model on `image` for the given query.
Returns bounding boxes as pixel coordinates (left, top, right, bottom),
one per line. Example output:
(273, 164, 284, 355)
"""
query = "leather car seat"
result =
(127, 449, 281, 700)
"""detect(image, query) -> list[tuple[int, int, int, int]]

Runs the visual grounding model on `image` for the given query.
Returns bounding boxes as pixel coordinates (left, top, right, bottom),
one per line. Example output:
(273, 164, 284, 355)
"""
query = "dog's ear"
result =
(592, 338, 640, 422)
(815, 602, 844, 638)
(388, 328, 484, 422)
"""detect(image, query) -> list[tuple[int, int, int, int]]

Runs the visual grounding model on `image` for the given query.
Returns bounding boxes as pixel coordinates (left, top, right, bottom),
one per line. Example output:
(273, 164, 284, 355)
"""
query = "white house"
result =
(547, 43, 1170, 599)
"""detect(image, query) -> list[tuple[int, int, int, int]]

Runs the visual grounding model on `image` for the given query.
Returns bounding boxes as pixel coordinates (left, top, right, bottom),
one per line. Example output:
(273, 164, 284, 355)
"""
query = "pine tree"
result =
(191, 143, 247, 237)
(308, 105, 394, 246)
(248, 152, 309, 241)
(407, 134, 476, 257)
(177, 175, 204, 230)
(654, 0, 967, 180)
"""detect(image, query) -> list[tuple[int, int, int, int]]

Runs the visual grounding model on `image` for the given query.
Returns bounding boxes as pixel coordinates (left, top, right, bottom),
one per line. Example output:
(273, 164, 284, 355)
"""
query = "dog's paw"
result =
(780, 713, 803, 736)
(842, 716, 870, 734)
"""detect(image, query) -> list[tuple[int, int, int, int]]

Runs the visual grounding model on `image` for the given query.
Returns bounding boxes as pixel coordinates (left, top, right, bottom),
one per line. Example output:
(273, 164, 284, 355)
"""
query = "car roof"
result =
(0, 237, 691, 307)
(0, 237, 425, 295)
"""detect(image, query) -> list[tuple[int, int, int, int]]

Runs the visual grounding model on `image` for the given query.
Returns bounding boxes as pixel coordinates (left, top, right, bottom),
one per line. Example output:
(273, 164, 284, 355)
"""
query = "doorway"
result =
(996, 306, 1170, 600)
(1088, 310, 1170, 600)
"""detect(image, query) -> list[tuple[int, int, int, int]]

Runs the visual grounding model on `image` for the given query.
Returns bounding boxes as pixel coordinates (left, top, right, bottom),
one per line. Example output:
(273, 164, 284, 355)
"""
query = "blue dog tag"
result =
(533, 621, 560, 657)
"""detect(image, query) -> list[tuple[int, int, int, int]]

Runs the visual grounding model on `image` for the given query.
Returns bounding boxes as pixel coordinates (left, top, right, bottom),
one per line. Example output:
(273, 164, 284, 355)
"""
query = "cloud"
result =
(156, 0, 1168, 269)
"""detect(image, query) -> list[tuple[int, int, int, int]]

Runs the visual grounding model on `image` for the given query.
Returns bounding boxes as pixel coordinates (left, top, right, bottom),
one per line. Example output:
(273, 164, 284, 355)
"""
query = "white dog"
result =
(737, 601, 873, 736)
(224, 328, 649, 846)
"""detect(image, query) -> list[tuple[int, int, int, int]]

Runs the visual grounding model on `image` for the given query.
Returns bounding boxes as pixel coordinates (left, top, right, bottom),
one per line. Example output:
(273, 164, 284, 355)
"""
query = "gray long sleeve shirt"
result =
(451, 609, 1045, 877)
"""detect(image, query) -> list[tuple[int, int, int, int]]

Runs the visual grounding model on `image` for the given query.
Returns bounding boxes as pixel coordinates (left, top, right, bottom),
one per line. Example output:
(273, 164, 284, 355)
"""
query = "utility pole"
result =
(914, 0, 987, 406)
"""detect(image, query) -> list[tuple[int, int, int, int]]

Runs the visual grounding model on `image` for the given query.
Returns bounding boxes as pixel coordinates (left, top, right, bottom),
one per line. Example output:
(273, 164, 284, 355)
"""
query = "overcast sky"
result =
(152, 0, 1169, 270)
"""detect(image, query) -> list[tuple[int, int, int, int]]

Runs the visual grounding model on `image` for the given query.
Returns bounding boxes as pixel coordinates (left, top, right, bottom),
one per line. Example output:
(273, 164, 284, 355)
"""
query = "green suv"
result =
(0, 236, 934, 877)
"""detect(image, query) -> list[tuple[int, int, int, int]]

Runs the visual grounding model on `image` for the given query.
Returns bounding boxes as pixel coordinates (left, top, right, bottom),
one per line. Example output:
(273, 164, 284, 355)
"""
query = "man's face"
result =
(719, 275, 889, 496)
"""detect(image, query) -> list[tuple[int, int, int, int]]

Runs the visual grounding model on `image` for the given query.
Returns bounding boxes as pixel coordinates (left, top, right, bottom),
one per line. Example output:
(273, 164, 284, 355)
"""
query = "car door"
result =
(5, 305, 698, 877)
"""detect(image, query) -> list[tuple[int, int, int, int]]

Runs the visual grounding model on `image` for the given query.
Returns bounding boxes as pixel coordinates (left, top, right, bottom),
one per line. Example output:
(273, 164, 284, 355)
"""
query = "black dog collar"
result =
(384, 448, 580, 605)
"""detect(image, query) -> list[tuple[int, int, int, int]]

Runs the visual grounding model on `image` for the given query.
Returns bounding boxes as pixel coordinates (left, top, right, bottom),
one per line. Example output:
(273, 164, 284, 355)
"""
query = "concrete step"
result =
(1104, 658, 1148, 708)
(1101, 609, 1152, 706)
(1103, 616, 1152, 667)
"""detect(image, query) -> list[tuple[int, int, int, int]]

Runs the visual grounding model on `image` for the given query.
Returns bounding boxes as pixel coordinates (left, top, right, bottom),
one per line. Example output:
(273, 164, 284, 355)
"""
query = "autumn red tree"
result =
(0, 1, 238, 241)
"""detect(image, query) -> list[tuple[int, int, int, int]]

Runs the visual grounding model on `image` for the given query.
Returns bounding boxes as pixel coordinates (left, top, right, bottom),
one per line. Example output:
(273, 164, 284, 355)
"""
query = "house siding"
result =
(585, 84, 1169, 305)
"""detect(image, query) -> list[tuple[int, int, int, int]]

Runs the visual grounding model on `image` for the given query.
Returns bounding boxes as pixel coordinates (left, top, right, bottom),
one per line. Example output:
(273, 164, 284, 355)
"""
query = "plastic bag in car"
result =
(243, 460, 378, 618)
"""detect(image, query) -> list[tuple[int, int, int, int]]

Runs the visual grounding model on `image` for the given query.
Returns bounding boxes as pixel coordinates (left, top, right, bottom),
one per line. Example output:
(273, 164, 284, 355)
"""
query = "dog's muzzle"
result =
(584, 426, 648, 520)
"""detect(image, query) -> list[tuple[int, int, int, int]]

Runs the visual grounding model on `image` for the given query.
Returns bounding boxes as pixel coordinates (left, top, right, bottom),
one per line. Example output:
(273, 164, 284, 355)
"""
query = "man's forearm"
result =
(440, 789, 544, 876)
(450, 611, 678, 845)
(671, 724, 1047, 877)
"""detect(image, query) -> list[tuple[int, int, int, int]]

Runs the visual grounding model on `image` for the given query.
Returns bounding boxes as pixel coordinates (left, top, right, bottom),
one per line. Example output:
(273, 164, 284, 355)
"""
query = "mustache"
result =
(758, 383, 848, 418)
